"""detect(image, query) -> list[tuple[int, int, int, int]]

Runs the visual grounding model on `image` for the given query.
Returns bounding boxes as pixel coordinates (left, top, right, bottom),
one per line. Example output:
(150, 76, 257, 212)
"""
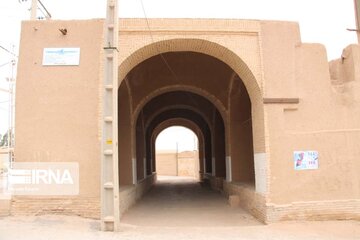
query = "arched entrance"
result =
(118, 39, 265, 153)
(116, 39, 268, 223)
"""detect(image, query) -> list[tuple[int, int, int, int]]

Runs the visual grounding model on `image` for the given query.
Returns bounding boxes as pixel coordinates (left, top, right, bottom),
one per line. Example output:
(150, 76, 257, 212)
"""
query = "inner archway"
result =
(136, 91, 226, 182)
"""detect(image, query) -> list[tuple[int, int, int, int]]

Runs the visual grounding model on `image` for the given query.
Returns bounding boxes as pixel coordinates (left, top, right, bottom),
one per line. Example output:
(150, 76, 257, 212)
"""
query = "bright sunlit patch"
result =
(156, 126, 198, 152)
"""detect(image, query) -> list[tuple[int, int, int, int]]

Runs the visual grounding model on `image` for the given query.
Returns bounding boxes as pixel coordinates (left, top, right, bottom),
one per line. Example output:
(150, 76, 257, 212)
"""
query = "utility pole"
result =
(27, 0, 51, 20)
(0, 44, 17, 171)
(355, 0, 360, 42)
(176, 142, 179, 176)
(101, 0, 120, 232)
(8, 53, 16, 158)
(30, 0, 37, 20)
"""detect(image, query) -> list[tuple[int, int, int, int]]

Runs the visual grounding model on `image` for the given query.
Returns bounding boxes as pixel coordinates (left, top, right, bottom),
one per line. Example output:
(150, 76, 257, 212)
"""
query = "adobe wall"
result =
(156, 150, 177, 176)
(156, 150, 199, 178)
(262, 26, 360, 220)
(12, 18, 360, 222)
(13, 19, 105, 218)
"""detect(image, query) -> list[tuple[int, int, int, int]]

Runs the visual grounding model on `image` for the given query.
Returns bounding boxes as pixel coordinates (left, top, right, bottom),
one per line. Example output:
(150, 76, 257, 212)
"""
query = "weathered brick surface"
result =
(119, 174, 156, 217)
(10, 174, 157, 219)
(0, 199, 11, 217)
(223, 181, 267, 223)
(266, 199, 360, 222)
(223, 181, 360, 223)
(11, 197, 100, 219)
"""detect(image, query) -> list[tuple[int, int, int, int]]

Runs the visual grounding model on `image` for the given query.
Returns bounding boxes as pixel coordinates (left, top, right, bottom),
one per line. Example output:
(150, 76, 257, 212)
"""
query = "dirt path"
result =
(1, 215, 359, 240)
(121, 176, 260, 227)
(0, 176, 359, 239)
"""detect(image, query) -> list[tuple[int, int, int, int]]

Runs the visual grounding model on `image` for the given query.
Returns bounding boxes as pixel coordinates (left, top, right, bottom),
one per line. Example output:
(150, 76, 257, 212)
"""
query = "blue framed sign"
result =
(42, 48, 80, 66)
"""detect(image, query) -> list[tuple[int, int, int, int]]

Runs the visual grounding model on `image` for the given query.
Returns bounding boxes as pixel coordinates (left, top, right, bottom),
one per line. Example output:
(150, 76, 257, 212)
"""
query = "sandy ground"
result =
(121, 176, 261, 227)
(0, 176, 359, 240)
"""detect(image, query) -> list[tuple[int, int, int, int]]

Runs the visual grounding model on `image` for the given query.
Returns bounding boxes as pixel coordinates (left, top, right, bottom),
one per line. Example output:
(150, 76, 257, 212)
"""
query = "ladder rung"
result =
(107, 24, 114, 30)
(104, 117, 113, 122)
(108, 1, 115, 8)
(106, 54, 114, 59)
(104, 149, 113, 156)
(103, 216, 115, 222)
(104, 182, 114, 189)
(105, 85, 113, 90)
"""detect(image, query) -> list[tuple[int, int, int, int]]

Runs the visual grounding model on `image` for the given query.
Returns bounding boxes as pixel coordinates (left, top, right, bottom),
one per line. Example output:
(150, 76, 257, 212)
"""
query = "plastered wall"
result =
(13, 19, 105, 217)
(13, 18, 360, 221)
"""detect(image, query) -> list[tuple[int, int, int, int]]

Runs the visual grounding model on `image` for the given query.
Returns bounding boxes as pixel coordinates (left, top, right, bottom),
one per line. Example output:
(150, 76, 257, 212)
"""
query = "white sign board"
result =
(6, 162, 79, 196)
(294, 151, 319, 170)
(42, 48, 80, 66)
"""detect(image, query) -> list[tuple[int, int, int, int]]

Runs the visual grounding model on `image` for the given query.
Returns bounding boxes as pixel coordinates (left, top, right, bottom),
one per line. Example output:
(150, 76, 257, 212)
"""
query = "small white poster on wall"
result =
(294, 151, 318, 170)
(42, 48, 80, 66)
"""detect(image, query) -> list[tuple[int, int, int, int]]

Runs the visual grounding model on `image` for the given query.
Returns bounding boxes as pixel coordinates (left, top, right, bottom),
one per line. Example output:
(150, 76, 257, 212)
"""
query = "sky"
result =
(156, 126, 198, 152)
(0, 0, 358, 148)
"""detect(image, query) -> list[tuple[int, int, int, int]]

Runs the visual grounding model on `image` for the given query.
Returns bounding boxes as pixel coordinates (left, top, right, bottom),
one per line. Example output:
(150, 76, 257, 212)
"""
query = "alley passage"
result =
(120, 176, 261, 227)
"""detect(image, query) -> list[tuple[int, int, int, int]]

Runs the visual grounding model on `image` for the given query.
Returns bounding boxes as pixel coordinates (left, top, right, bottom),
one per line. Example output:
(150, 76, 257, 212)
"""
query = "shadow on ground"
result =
(120, 176, 262, 227)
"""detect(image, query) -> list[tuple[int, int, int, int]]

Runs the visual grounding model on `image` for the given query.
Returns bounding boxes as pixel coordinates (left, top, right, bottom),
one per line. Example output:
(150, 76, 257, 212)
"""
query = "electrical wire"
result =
(139, 0, 179, 82)
(37, 0, 51, 18)
(38, 7, 47, 19)
(0, 46, 17, 58)
(0, 62, 12, 68)
(139, 0, 207, 112)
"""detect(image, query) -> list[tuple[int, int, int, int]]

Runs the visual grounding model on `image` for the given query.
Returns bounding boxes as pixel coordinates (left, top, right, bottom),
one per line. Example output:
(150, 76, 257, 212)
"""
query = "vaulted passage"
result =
(118, 51, 261, 223)
(138, 91, 225, 181)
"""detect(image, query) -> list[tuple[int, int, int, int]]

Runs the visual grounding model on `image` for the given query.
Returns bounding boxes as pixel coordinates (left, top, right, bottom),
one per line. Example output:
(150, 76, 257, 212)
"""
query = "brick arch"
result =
(152, 118, 204, 146)
(133, 85, 227, 126)
(136, 90, 227, 179)
(118, 39, 261, 100)
(145, 105, 213, 133)
(136, 89, 227, 156)
(144, 108, 214, 177)
(118, 38, 265, 153)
